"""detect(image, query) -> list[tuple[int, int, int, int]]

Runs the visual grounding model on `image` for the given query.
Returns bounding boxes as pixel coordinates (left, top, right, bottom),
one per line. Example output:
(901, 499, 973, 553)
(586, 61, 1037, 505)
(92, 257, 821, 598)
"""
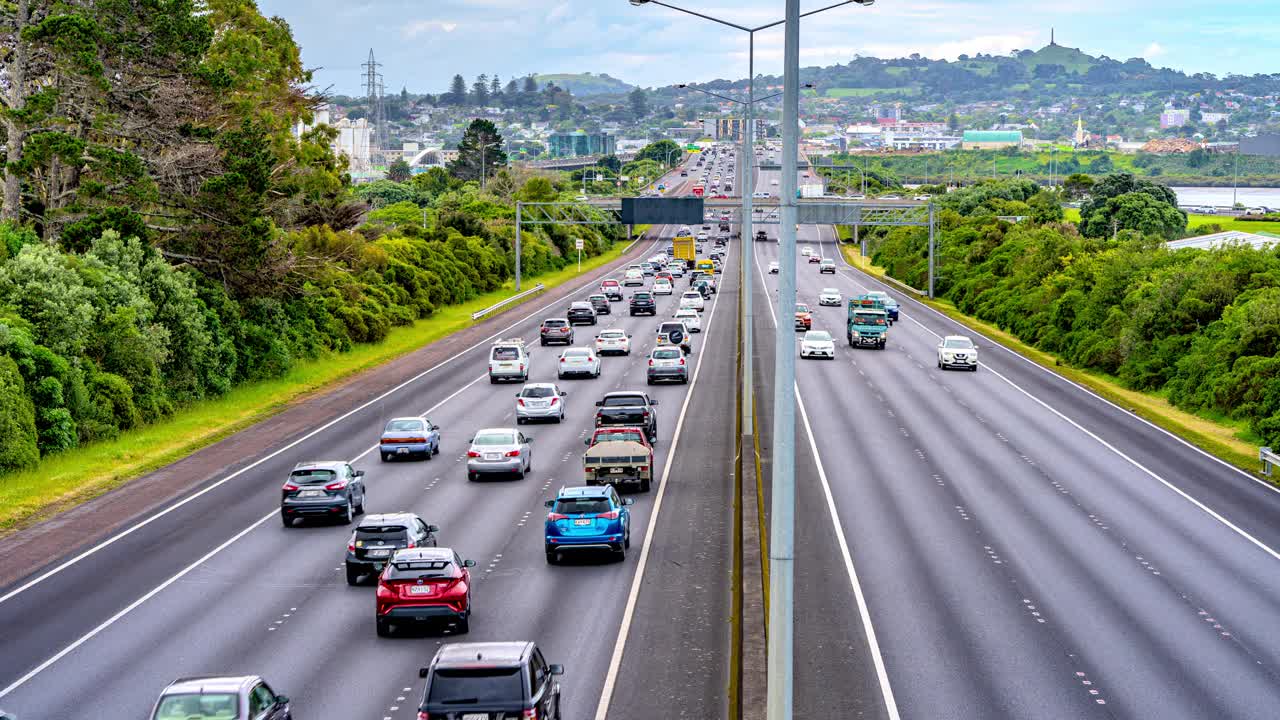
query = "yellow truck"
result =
(672, 235, 696, 268)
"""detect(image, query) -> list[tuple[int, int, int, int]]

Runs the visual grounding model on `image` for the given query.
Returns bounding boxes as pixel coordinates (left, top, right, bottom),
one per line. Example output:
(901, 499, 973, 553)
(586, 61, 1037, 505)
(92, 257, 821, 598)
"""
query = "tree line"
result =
(866, 174, 1280, 446)
(0, 4, 620, 472)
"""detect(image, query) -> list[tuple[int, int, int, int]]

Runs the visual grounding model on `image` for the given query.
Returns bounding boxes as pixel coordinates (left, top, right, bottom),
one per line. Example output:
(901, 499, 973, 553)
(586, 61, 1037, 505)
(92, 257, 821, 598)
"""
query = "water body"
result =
(1170, 186, 1280, 208)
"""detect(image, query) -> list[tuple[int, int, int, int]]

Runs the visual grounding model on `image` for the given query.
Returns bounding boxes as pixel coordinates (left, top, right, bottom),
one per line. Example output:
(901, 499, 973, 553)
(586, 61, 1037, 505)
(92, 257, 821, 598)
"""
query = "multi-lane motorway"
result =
(751, 161, 1280, 719)
(5, 146, 1280, 720)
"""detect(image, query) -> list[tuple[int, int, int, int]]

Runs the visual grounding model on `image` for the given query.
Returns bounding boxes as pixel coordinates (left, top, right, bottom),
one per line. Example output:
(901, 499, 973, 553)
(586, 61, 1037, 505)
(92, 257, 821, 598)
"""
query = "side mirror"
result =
(549, 664, 565, 676)
(650, 400, 659, 406)
(525, 436, 533, 443)
(560, 390, 567, 397)
(624, 498, 636, 506)
(419, 668, 430, 678)
(627, 334, 633, 338)
(595, 400, 604, 407)
(427, 524, 440, 533)
(583, 437, 591, 446)
(354, 470, 366, 478)
(463, 559, 477, 567)
(516, 393, 522, 397)
(544, 499, 556, 508)
(275, 695, 290, 706)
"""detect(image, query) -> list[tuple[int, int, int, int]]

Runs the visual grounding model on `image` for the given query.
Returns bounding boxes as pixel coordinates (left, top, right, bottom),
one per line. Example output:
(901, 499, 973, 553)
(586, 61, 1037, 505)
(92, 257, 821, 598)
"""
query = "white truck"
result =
(798, 183, 824, 198)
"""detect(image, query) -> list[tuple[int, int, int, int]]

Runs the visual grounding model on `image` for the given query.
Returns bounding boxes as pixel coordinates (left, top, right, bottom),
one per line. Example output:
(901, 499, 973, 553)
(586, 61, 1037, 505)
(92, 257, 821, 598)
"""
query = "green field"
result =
(1063, 208, 1280, 235)
(0, 240, 639, 533)
(824, 87, 914, 97)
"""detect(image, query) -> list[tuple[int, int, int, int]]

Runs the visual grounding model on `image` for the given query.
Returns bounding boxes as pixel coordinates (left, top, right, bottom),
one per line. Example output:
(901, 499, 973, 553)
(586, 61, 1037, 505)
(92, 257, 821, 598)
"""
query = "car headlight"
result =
(942, 352, 954, 361)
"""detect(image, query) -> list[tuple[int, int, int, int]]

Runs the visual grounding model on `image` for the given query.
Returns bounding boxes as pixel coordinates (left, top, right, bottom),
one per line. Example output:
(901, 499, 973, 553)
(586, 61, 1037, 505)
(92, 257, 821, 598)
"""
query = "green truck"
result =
(847, 295, 889, 349)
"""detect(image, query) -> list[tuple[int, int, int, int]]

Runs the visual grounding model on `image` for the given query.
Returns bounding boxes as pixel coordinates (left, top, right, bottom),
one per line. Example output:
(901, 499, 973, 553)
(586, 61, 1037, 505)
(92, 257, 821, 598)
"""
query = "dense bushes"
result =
(0, 174, 620, 472)
(870, 177, 1280, 445)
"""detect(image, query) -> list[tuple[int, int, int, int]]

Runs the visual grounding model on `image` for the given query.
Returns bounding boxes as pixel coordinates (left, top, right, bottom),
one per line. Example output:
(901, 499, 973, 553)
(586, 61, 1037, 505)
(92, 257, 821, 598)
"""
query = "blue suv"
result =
(544, 486, 634, 564)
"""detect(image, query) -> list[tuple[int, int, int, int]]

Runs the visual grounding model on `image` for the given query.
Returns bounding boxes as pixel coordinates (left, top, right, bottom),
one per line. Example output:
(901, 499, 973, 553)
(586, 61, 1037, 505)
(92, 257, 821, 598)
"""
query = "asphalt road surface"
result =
(0, 161, 738, 720)
(751, 163, 1280, 719)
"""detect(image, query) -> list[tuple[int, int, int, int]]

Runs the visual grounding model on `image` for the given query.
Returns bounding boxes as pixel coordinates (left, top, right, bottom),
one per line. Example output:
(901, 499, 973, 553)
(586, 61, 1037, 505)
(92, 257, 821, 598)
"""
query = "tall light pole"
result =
(631, 0, 867, 455)
(1233, 148, 1240, 208)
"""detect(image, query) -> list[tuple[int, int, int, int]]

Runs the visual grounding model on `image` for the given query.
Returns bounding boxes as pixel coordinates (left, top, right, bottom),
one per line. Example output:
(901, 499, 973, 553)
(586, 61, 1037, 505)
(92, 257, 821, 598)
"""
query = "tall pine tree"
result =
(448, 119, 507, 183)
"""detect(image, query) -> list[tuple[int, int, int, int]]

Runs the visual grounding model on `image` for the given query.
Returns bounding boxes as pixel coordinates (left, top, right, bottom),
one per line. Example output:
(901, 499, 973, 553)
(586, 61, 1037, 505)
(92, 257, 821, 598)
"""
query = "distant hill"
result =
(534, 73, 633, 96)
(1021, 42, 1097, 73)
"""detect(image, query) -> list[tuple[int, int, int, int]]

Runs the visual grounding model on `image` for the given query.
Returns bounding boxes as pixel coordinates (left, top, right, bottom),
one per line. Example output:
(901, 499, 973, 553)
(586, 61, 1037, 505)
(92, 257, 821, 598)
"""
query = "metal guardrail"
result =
(471, 283, 546, 321)
(1260, 446, 1280, 476)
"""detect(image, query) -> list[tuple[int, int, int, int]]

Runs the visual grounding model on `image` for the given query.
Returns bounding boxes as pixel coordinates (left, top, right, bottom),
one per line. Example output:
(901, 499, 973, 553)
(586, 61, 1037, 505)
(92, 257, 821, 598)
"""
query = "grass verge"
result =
(838, 244, 1268, 479)
(1064, 208, 1280, 235)
(0, 240, 639, 534)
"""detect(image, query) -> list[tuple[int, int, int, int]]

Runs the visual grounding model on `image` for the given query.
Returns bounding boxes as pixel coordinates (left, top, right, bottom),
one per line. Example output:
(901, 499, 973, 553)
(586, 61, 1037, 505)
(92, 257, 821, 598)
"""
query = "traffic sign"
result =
(575, 238, 584, 250)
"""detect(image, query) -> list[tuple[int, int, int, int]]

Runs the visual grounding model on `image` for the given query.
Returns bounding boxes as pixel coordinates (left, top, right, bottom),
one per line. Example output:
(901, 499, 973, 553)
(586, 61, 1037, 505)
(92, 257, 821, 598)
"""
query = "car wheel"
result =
(556, 413, 564, 423)
(456, 609, 471, 634)
(624, 525, 632, 550)
(545, 549, 558, 565)
(346, 565, 361, 586)
(281, 512, 293, 528)
(489, 376, 498, 384)
(467, 471, 477, 482)
(540, 339, 547, 346)
(646, 378, 654, 385)
(640, 476, 651, 493)
(971, 365, 979, 372)
(380, 452, 390, 462)
(340, 499, 353, 524)
(424, 446, 433, 460)
(355, 491, 365, 515)
(433, 443, 440, 456)
(376, 617, 392, 638)
(517, 416, 526, 425)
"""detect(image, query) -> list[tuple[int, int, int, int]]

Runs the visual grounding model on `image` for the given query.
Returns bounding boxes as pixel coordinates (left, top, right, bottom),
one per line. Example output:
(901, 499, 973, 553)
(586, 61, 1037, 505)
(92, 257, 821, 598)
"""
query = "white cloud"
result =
(402, 19, 458, 38)
(1143, 41, 1165, 57)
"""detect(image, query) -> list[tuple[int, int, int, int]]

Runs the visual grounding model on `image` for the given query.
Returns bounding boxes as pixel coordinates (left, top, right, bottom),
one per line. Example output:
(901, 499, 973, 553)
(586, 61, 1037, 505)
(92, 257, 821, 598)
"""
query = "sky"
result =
(255, 0, 1280, 97)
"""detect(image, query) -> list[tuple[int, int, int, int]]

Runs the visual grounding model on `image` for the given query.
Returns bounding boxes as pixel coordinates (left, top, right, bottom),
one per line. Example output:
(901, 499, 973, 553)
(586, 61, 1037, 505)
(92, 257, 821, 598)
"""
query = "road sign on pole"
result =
(575, 237, 584, 272)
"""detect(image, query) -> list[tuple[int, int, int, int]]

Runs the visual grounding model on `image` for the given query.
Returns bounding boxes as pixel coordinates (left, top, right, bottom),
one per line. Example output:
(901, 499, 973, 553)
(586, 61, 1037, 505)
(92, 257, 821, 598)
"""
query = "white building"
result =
(882, 132, 961, 151)
(334, 118, 373, 170)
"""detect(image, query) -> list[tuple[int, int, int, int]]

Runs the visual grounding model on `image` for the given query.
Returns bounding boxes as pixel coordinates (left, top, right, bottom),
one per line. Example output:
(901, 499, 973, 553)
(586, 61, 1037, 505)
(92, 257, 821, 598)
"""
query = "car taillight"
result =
(519, 363, 525, 371)
(588, 356, 595, 362)
(549, 397, 558, 405)
(406, 540, 416, 549)
(597, 510, 620, 520)
(638, 466, 649, 473)
(523, 709, 539, 719)
(418, 713, 430, 720)
(642, 410, 650, 419)
(679, 358, 686, 365)
(547, 512, 568, 521)
(648, 359, 655, 366)
(560, 357, 566, 362)
(282, 482, 299, 491)
(467, 451, 481, 458)
(376, 583, 395, 599)
(347, 534, 356, 553)
(325, 480, 348, 491)
(517, 398, 525, 406)
(505, 450, 521, 457)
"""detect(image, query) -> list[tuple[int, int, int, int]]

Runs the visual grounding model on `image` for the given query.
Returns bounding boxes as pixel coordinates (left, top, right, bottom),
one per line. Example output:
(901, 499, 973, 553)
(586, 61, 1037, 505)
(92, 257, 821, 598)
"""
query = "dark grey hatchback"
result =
(418, 641, 563, 720)
(280, 461, 366, 526)
(345, 512, 438, 585)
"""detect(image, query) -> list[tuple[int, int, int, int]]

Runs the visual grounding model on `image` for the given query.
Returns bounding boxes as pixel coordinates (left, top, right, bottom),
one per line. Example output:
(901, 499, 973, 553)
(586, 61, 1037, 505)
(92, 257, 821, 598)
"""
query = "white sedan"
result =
(679, 290, 706, 312)
(937, 335, 979, 371)
(800, 246, 813, 256)
(818, 288, 841, 306)
(652, 278, 674, 295)
(674, 307, 702, 332)
(594, 329, 632, 356)
(768, 261, 780, 274)
(800, 330, 836, 359)
(557, 347, 601, 378)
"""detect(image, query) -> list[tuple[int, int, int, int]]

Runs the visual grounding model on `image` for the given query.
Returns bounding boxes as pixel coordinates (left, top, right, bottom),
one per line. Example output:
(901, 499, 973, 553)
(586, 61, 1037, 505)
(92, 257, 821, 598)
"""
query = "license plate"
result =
(396, 447, 409, 454)
(484, 453, 501, 461)
(367, 549, 390, 558)
(610, 468, 626, 474)
(462, 714, 489, 720)
(408, 585, 435, 595)
(298, 490, 324, 498)
(574, 519, 591, 526)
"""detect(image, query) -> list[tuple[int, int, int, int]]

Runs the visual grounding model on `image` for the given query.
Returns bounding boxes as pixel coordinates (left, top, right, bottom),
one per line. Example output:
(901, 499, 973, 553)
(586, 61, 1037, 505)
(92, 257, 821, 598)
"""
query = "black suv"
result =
(629, 291, 656, 316)
(567, 301, 597, 326)
(540, 318, 574, 345)
(345, 513, 438, 585)
(281, 462, 365, 526)
(588, 294, 610, 315)
(418, 642, 563, 720)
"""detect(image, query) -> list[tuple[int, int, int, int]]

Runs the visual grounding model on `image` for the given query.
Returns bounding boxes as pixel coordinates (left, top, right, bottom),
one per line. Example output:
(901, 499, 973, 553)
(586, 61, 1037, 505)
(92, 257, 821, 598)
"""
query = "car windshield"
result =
(806, 331, 832, 342)
(473, 432, 516, 446)
(589, 295, 606, 302)
(427, 668, 524, 705)
(653, 348, 682, 359)
(521, 386, 556, 398)
(855, 313, 887, 326)
(822, 289, 839, 295)
(554, 497, 612, 514)
(796, 305, 810, 313)
(289, 468, 336, 484)
(563, 349, 590, 358)
(570, 303, 591, 310)
(634, 293, 651, 299)
(944, 338, 975, 349)
(601, 395, 644, 407)
(386, 559, 460, 581)
(683, 293, 700, 299)
(385, 419, 424, 432)
(543, 320, 567, 327)
(355, 525, 409, 544)
(153, 693, 239, 719)
(595, 430, 643, 444)
(491, 348, 519, 361)
(599, 331, 625, 339)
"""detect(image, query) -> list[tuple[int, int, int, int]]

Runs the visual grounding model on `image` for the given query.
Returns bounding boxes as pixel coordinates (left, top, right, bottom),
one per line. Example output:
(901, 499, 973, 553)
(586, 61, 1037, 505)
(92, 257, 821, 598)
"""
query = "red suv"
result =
(376, 547, 476, 637)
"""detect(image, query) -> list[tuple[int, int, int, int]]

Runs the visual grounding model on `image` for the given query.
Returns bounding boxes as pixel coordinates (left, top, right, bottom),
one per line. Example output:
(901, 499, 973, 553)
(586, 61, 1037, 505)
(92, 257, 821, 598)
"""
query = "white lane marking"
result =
(834, 239, 1280, 499)
(593, 243, 730, 720)
(0, 237, 663, 608)
(831, 245, 1280, 560)
(753, 240, 902, 719)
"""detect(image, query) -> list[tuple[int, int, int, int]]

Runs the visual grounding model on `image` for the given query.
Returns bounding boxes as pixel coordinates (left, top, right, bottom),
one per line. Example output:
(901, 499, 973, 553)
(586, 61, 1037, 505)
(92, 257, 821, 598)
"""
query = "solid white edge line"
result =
(0, 236, 674, 699)
(752, 235, 902, 719)
(830, 241, 1280, 560)
(592, 243, 728, 720)
(834, 235, 1280, 498)
(0, 237, 659, 607)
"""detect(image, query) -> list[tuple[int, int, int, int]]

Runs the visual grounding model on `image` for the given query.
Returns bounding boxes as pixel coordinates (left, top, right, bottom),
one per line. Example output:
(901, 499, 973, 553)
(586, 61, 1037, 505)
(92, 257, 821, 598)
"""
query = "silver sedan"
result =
(466, 428, 532, 480)
(516, 383, 566, 423)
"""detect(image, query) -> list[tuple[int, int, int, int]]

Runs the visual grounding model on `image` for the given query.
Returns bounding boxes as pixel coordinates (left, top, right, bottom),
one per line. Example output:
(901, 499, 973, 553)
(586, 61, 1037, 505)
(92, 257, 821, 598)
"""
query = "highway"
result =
(0, 163, 738, 720)
(750, 161, 1280, 719)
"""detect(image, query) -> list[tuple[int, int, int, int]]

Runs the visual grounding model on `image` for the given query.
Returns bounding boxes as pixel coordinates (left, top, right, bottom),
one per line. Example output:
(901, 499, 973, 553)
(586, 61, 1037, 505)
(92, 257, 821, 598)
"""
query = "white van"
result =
(489, 339, 529, 384)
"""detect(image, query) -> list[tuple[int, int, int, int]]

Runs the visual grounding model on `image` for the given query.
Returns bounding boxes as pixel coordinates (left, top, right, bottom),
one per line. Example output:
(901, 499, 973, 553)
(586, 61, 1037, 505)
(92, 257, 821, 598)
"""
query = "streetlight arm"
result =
(639, 0, 753, 31)
(684, 85, 747, 105)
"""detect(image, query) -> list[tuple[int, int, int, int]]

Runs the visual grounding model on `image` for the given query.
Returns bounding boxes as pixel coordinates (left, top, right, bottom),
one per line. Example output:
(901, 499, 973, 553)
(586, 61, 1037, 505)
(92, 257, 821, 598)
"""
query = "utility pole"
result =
(1233, 149, 1239, 208)
(515, 202, 523, 291)
(768, 2, 800, 720)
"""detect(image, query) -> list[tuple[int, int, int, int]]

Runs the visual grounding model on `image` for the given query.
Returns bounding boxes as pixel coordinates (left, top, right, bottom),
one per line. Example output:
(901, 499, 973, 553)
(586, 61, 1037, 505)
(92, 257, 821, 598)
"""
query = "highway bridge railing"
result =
(471, 283, 546, 321)
(1260, 446, 1280, 476)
